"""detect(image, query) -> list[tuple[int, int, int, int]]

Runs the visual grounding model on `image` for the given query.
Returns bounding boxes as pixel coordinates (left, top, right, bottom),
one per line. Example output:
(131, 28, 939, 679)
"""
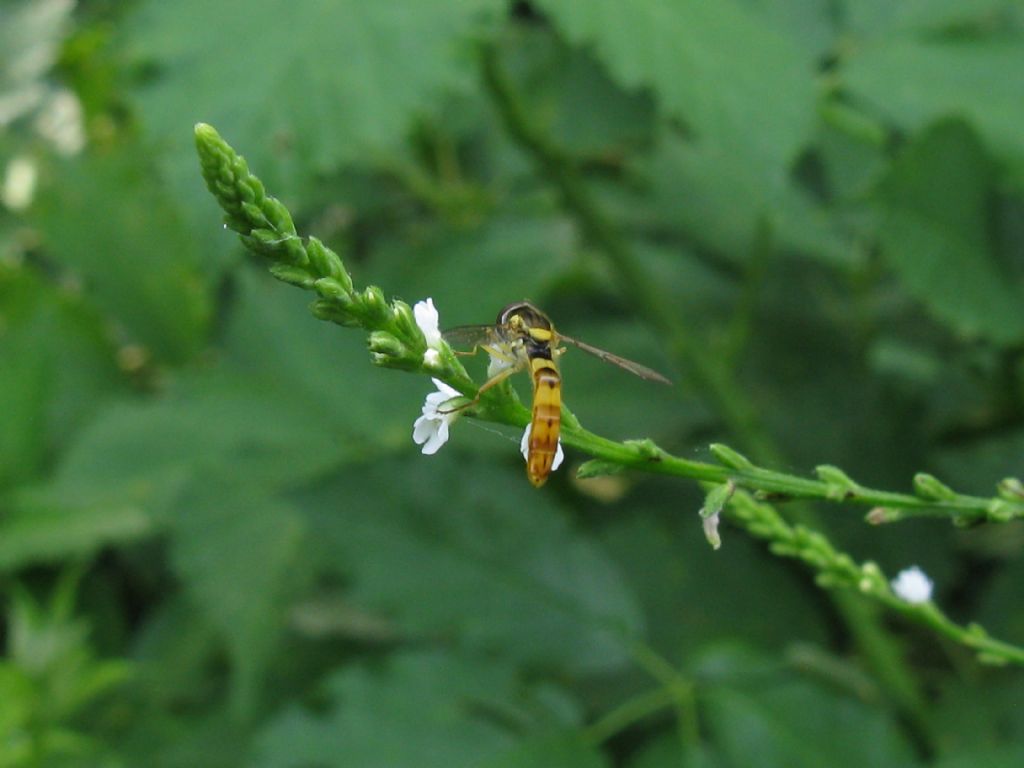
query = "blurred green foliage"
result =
(2, 0, 1024, 765)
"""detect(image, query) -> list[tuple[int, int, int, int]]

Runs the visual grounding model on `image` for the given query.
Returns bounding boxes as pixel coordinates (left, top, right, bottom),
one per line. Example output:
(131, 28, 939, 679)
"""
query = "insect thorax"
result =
(497, 301, 552, 332)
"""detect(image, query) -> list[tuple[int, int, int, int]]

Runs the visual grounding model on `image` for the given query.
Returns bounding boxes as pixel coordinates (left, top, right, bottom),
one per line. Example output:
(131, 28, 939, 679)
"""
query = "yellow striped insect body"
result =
(444, 302, 671, 487)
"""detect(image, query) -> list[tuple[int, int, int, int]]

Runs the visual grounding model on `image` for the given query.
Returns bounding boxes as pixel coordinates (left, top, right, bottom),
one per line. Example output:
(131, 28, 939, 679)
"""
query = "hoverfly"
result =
(443, 301, 672, 487)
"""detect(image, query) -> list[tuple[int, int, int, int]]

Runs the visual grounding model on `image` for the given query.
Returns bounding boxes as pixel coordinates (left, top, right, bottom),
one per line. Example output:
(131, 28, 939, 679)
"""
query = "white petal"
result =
(891, 566, 933, 604)
(431, 378, 461, 399)
(2, 156, 37, 211)
(412, 414, 437, 445)
(413, 377, 464, 455)
(423, 391, 448, 412)
(422, 380, 462, 416)
(702, 511, 722, 550)
(420, 419, 449, 455)
(551, 441, 565, 470)
(423, 348, 441, 368)
(414, 298, 442, 347)
(520, 423, 565, 472)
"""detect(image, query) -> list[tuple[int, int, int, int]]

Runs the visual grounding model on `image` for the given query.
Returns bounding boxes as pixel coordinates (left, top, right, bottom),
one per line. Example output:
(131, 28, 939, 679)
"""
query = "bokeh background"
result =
(3, 1, 1024, 765)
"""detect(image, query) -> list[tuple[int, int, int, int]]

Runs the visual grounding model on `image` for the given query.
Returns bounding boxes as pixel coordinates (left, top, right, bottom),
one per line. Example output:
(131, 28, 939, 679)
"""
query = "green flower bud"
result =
(215, 180, 238, 206)
(865, 507, 901, 525)
(282, 235, 309, 267)
(269, 264, 315, 289)
(368, 330, 407, 359)
(997, 477, 1024, 500)
(359, 285, 389, 326)
(391, 300, 418, 342)
(701, 481, 735, 519)
(243, 228, 287, 257)
(244, 175, 266, 205)
(912, 472, 956, 501)
(263, 196, 296, 235)
(311, 298, 359, 327)
(815, 465, 858, 499)
(241, 201, 268, 228)
(709, 443, 753, 470)
(987, 499, 1017, 523)
(307, 237, 352, 289)
(626, 438, 664, 460)
(314, 277, 351, 301)
(367, 331, 421, 370)
(575, 459, 626, 479)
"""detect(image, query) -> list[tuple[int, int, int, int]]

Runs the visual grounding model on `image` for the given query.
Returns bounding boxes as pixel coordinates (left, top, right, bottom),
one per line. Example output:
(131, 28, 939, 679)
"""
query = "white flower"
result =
(702, 512, 722, 550)
(423, 347, 442, 368)
(35, 89, 85, 156)
(2, 156, 37, 211)
(519, 423, 565, 471)
(891, 566, 933, 604)
(412, 378, 463, 455)
(414, 298, 445, 370)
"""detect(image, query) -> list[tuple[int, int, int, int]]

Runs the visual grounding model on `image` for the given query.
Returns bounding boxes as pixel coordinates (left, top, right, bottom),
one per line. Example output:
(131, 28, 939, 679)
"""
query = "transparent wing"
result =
(441, 324, 504, 351)
(559, 334, 672, 384)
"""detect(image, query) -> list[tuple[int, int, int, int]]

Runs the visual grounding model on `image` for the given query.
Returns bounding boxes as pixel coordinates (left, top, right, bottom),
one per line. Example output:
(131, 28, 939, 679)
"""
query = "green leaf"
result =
(873, 119, 1024, 343)
(305, 457, 644, 674)
(815, 109, 889, 201)
(124, 0, 502, 183)
(598, 515, 829, 664)
(0, 488, 151, 570)
(845, 0, 1016, 39)
(171, 481, 306, 719)
(0, 263, 122, 490)
(39, 376, 342, 513)
(935, 747, 1024, 768)
(218, 269, 425, 443)
(31, 147, 212, 362)
(542, 41, 657, 157)
(738, 0, 836, 61)
(628, 735, 722, 768)
(644, 133, 856, 265)
(702, 665, 919, 767)
(254, 653, 519, 767)
(366, 210, 577, 327)
(33, 269, 406, 518)
(0, 327, 49, 489)
(535, 0, 817, 182)
(844, 37, 1024, 184)
(935, 429, 1024, 497)
(930, 676, 1024, 763)
(481, 733, 610, 768)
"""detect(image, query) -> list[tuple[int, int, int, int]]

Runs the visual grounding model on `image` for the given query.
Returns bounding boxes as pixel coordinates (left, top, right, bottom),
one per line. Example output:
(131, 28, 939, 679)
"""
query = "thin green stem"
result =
(546, 416, 1021, 524)
(584, 687, 678, 745)
(727, 490, 1024, 668)
(622, 638, 701, 750)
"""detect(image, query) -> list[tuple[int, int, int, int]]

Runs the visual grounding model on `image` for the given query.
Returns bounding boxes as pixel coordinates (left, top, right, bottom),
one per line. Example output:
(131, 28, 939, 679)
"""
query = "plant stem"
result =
(584, 687, 678, 745)
(547, 411, 1024, 525)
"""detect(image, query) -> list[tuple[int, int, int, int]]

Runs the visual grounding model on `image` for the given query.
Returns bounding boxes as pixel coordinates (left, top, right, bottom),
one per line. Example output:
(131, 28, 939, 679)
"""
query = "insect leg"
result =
(437, 360, 522, 414)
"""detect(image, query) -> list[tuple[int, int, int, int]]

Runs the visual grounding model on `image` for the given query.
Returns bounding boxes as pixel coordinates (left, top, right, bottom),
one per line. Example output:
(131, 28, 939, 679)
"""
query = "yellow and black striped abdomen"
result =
(527, 357, 562, 487)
